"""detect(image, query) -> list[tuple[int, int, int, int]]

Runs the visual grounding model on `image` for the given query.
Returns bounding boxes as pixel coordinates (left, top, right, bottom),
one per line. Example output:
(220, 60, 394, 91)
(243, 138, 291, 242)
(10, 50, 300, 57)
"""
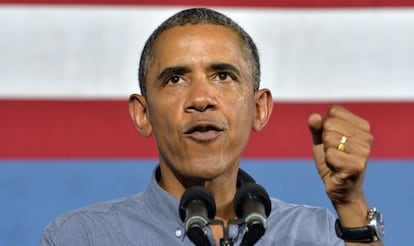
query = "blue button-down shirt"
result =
(40, 168, 343, 246)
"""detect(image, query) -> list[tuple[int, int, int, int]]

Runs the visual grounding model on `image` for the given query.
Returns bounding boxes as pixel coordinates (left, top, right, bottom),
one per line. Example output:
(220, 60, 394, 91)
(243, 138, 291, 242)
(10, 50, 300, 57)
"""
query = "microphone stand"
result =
(209, 218, 245, 246)
(219, 222, 233, 246)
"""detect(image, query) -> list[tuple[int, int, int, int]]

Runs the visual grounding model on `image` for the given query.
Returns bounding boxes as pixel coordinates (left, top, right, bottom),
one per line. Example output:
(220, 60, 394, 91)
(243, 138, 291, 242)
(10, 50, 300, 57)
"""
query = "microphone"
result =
(179, 186, 216, 246)
(233, 183, 271, 246)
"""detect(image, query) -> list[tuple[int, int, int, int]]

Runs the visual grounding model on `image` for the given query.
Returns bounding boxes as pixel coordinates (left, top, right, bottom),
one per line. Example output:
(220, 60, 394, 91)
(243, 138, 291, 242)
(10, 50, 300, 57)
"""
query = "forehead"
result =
(149, 24, 250, 73)
(151, 24, 248, 66)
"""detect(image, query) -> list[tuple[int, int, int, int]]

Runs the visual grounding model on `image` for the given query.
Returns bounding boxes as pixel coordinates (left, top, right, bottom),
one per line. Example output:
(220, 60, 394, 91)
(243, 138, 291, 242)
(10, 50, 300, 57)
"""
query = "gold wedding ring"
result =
(337, 136, 348, 152)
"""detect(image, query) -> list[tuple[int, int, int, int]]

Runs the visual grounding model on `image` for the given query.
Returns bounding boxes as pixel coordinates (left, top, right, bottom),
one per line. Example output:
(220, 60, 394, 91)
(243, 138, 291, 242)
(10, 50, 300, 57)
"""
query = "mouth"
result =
(184, 122, 224, 142)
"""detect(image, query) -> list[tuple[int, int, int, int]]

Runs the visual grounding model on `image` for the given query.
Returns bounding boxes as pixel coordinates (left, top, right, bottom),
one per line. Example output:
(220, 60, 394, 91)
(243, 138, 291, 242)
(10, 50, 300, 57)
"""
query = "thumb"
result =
(308, 113, 323, 145)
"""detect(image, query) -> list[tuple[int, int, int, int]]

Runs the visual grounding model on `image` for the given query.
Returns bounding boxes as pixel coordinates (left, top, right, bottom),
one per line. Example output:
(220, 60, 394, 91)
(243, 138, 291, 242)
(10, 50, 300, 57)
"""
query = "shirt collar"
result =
(141, 166, 256, 223)
(142, 166, 182, 224)
(141, 166, 255, 243)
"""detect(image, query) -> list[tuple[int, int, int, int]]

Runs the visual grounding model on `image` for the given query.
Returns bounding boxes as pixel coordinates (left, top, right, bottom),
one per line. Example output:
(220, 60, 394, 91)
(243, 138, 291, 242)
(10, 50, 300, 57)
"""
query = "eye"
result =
(166, 75, 185, 85)
(214, 72, 234, 82)
(218, 72, 229, 80)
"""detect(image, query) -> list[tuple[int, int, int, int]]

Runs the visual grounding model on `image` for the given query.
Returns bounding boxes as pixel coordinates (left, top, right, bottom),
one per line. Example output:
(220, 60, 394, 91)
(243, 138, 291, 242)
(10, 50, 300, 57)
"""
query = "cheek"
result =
(227, 94, 256, 129)
(147, 98, 177, 132)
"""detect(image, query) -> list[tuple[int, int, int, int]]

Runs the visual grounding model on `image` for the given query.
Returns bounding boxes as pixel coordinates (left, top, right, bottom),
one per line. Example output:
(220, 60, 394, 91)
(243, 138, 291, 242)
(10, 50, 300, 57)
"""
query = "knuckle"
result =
(361, 149, 371, 159)
(367, 133, 374, 145)
(322, 118, 333, 131)
(327, 105, 339, 116)
(325, 148, 337, 162)
(360, 118, 371, 132)
(351, 157, 366, 173)
(337, 172, 349, 180)
(354, 161, 366, 174)
(322, 132, 334, 144)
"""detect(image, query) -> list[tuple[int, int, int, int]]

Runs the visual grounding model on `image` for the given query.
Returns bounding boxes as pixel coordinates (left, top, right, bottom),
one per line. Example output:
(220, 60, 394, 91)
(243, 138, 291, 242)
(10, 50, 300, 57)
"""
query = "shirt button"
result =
(175, 229, 183, 238)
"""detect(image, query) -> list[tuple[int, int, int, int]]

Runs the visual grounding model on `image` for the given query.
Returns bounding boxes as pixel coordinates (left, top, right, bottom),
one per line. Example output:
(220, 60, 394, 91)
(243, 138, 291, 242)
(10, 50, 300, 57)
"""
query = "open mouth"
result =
(184, 123, 223, 134)
(184, 123, 224, 141)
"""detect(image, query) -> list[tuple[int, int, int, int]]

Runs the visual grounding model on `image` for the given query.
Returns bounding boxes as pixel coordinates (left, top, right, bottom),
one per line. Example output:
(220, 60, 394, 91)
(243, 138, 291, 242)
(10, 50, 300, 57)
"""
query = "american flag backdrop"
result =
(1, 0, 413, 245)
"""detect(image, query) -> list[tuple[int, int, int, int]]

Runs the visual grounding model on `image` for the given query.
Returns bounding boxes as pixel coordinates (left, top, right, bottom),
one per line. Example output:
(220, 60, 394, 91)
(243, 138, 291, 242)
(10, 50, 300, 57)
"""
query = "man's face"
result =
(145, 24, 258, 181)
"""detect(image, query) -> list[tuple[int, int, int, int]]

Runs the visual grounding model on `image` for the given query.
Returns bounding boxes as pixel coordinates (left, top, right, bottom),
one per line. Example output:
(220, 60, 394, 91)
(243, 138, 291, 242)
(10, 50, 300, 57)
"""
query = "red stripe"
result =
(1, 0, 414, 7)
(1, 100, 412, 159)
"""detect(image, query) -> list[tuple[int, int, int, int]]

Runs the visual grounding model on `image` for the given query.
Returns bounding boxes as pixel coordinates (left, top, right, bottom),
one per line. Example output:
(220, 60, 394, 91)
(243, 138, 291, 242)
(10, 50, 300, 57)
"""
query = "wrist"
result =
(335, 207, 385, 243)
(334, 197, 369, 227)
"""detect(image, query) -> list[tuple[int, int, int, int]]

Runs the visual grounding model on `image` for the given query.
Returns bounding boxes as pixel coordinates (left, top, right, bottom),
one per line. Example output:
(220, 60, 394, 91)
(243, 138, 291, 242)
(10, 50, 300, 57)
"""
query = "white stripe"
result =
(1, 6, 414, 100)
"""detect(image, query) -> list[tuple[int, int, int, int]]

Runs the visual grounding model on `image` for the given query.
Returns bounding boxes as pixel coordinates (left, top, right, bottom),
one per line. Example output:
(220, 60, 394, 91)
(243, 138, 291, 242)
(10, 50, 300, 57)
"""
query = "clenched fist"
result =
(308, 105, 375, 232)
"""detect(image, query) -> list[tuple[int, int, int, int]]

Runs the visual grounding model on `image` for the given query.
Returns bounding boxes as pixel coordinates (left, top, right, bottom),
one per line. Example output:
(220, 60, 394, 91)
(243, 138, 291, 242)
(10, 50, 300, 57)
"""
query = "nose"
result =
(184, 77, 217, 113)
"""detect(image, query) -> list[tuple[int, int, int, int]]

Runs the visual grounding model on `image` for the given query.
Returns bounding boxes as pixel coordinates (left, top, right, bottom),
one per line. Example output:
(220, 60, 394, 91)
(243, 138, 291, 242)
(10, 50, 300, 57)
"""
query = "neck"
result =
(206, 179, 237, 222)
(158, 164, 239, 222)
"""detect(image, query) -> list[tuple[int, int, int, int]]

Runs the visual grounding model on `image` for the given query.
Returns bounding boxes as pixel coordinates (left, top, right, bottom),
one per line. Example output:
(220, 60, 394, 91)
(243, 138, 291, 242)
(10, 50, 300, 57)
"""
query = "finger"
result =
(322, 130, 372, 156)
(322, 131, 349, 154)
(308, 113, 323, 145)
(325, 147, 367, 175)
(326, 105, 371, 132)
(323, 116, 373, 142)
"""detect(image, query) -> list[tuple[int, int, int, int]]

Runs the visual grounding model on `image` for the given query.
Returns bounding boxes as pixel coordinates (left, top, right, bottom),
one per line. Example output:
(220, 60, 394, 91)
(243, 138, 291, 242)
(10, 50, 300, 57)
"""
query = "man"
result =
(40, 8, 384, 245)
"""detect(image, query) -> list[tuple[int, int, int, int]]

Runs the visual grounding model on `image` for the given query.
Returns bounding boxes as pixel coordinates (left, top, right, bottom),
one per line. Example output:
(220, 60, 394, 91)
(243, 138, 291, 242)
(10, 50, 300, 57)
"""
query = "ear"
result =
(252, 88, 273, 132)
(129, 94, 152, 137)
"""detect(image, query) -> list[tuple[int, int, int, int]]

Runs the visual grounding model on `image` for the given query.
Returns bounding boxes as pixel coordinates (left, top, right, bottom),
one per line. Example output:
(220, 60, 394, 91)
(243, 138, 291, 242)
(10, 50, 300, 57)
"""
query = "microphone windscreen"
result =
(233, 183, 271, 219)
(179, 186, 216, 222)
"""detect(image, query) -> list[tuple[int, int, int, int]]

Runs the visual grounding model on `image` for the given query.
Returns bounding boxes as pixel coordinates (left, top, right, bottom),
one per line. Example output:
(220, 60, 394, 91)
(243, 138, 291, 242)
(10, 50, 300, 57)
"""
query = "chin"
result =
(183, 157, 233, 180)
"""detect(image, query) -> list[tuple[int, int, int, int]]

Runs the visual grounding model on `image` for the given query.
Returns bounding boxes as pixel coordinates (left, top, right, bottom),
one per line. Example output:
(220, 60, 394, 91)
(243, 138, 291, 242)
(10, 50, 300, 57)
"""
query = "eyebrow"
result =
(209, 63, 241, 77)
(156, 66, 190, 81)
(156, 63, 241, 82)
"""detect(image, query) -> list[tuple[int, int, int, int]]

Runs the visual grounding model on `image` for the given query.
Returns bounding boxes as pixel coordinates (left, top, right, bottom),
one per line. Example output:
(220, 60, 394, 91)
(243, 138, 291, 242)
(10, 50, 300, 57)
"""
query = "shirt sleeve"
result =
(326, 209, 345, 246)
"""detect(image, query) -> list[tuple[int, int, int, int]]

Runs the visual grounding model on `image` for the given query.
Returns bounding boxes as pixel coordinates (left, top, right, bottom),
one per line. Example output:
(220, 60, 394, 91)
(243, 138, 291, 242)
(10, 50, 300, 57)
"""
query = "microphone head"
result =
(179, 186, 216, 222)
(234, 183, 271, 246)
(233, 183, 271, 219)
